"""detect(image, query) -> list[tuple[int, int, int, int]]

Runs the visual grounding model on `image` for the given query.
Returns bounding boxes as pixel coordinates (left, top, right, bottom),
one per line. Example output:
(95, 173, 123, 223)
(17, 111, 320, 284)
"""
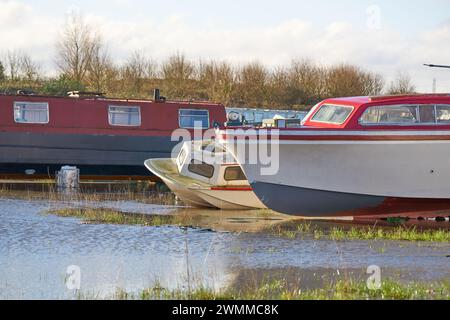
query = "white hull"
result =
(144, 159, 266, 210)
(191, 188, 266, 210)
(241, 140, 450, 199)
(223, 130, 450, 216)
(145, 159, 215, 208)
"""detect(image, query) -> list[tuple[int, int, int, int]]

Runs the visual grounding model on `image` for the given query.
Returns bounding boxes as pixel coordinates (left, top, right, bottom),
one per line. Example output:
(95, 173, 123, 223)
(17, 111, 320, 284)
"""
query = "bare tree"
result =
(360, 72, 384, 96)
(325, 64, 384, 98)
(56, 13, 100, 83)
(325, 64, 360, 97)
(6, 50, 22, 81)
(235, 62, 268, 107)
(0, 60, 5, 82)
(2, 50, 41, 82)
(287, 59, 326, 106)
(20, 54, 41, 82)
(87, 42, 114, 93)
(161, 53, 195, 99)
(198, 60, 235, 104)
(119, 51, 156, 97)
(266, 66, 289, 108)
(387, 72, 416, 95)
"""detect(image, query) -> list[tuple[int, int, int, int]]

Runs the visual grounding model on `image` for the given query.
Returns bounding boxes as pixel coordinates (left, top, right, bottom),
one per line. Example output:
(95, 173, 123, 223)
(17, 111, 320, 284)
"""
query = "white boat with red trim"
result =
(219, 94, 450, 217)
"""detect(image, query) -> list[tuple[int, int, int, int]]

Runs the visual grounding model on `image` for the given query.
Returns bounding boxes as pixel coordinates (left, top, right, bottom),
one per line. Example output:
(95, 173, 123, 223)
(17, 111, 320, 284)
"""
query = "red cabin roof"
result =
(369, 93, 450, 103)
(302, 94, 450, 130)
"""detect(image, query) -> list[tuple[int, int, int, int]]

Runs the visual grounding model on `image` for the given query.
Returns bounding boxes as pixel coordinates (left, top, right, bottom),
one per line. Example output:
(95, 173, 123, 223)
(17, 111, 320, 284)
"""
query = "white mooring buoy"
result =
(56, 166, 80, 190)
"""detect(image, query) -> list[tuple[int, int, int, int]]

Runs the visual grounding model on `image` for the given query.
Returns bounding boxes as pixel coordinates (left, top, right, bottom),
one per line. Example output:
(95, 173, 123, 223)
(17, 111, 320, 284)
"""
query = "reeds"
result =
(0, 182, 178, 205)
(47, 208, 200, 227)
(270, 222, 449, 242)
(328, 226, 450, 242)
(81, 278, 450, 300)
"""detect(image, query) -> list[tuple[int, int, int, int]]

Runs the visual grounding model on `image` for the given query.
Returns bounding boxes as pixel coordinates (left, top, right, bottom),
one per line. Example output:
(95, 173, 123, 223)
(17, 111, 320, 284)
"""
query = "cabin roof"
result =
(321, 96, 369, 106)
(322, 94, 450, 108)
(0, 93, 224, 107)
(368, 93, 450, 103)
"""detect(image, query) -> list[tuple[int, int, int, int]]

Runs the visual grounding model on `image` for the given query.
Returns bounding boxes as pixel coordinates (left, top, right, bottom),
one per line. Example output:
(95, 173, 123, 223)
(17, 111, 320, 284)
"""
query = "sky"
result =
(1, 0, 450, 92)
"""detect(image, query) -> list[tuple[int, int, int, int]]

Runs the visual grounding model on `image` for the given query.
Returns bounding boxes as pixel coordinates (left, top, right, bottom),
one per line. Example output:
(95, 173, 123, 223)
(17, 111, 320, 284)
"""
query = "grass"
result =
(270, 222, 450, 242)
(47, 208, 200, 227)
(255, 209, 277, 219)
(328, 226, 450, 242)
(0, 182, 178, 205)
(295, 279, 450, 300)
(84, 278, 450, 300)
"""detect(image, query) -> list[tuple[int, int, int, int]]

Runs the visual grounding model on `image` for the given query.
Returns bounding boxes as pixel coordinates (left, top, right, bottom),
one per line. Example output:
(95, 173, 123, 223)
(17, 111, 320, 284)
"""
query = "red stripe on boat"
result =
(210, 187, 253, 191)
(220, 134, 450, 141)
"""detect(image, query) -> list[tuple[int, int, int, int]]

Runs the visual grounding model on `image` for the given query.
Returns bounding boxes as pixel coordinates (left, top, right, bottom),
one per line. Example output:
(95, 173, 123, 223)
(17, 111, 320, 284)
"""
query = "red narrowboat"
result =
(0, 91, 226, 180)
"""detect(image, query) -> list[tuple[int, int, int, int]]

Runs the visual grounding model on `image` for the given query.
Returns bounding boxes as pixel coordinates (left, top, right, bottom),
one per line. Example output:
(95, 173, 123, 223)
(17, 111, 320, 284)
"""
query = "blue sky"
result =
(21, 0, 449, 32)
(2, 0, 450, 91)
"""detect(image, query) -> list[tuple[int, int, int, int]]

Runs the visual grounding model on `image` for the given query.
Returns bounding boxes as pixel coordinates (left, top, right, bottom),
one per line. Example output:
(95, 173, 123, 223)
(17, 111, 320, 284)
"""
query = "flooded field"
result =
(0, 183, 449, 299)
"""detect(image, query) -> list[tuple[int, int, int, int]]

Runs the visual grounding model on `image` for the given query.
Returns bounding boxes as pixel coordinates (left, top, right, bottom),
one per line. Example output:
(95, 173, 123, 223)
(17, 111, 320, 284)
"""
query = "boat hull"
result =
(192, 188, 267, 210)
(251, 181, 450, 217)
(0, 132, 177, 179)
(0, 163, 155, 180)
(161, 177, 216, 208)
(144, 159, 215, 208)
(232, 135, 450, 216)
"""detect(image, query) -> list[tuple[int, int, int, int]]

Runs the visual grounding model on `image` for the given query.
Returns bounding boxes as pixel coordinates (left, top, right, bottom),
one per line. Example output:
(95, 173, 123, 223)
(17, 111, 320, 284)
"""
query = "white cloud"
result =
(1, 0, 449, 92)
(0, 0, 61, 70)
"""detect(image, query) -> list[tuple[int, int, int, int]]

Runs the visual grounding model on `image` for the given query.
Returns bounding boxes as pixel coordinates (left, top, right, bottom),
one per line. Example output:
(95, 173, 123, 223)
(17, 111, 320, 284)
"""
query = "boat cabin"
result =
(301, 94, 450, 130)
(0, 93, 226, 132)
(176, 140, 248, 187)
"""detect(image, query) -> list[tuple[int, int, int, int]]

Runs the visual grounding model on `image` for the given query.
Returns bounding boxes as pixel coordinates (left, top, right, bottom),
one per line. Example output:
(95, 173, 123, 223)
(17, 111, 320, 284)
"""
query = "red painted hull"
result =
(345, 197, 450, 218)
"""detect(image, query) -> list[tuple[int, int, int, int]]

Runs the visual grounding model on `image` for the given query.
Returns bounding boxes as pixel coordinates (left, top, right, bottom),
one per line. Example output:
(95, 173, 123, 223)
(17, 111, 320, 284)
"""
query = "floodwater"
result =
(0, 187, 449, 299)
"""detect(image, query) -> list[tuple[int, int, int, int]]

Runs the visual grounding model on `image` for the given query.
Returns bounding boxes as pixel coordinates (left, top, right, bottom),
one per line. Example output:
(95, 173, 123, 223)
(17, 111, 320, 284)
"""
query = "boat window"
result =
(418, 105, 436, 124)
(436, 105, 450, 123)
(224, 166, 247, 181)
(301, 103, 320, 125)
(108, 106, 141, 126)
(14, 102, 49, 124)
(188, 160, 214, 178)
(179, 109, 210, 128)
(201, 141, 225, 154)
(359, 105, 418, 125)
(311, 104, 353, 124)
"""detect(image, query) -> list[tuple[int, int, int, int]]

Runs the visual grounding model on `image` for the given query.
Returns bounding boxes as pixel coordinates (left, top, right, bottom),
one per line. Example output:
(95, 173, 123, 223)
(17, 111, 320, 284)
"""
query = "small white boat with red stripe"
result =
(144, 140, 266, 210)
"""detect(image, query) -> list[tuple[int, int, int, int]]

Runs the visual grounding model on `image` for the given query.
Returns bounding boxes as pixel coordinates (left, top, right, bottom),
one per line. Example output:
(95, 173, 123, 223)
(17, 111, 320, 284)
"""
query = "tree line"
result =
(0, 14, 416, 110)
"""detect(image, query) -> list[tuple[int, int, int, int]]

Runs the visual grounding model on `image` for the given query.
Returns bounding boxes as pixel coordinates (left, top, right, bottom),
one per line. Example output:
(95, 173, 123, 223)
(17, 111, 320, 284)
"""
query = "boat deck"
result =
(147, 159, 211, 188)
